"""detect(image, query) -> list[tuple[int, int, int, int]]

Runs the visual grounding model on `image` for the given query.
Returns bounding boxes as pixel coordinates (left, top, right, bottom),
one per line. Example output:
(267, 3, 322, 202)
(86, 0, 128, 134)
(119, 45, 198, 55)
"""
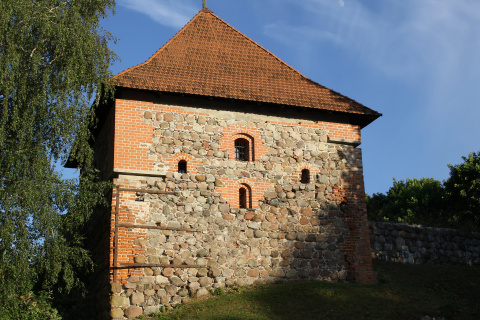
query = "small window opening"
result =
(301, 169, 310, 184)
(178, 160, 187, 173)
(239, 187, 247, 208)
(239, 183, 252, 208)
(235, 138, 249, 161)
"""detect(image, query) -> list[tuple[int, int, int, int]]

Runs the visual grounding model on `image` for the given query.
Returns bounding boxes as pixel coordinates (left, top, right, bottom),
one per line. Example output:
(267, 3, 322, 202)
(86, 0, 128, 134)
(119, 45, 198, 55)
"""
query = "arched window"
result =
(239, 188, 247, 208)
(178, 160, 187, 173)
(301, 169, 310, 184)
(235, 138, 249, 161)
(239, 184, 252, 208)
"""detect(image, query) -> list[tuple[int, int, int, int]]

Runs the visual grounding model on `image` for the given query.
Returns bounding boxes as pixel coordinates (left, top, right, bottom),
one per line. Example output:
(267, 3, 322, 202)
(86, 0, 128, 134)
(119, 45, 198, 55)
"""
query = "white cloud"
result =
(263, 23, 343, 47)
(338, 0, 345, 7)
(265, 0, 480, 82)
(117, 0, 198, 29)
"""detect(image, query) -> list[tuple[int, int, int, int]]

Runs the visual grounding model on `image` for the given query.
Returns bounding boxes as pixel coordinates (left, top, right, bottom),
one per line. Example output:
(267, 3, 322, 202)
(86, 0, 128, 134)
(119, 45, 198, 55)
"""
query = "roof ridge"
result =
(114, 9, 322, 88)
(206, 10, 328, 89)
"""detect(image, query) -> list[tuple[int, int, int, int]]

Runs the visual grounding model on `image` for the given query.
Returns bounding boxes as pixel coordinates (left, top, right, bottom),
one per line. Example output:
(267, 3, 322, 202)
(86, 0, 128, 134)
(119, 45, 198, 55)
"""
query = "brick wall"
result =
(113, 99, 156, 173)
(110, 179, 148, 283)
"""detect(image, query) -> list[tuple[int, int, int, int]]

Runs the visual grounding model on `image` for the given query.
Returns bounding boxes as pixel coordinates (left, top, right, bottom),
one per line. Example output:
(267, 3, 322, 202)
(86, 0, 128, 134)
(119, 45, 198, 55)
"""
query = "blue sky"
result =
(101, 0, 480, 195)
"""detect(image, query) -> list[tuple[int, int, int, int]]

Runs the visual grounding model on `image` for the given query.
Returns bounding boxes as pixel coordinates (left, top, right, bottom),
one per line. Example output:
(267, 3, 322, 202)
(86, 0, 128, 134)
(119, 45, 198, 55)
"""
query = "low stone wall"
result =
(369, 221, 480, 265)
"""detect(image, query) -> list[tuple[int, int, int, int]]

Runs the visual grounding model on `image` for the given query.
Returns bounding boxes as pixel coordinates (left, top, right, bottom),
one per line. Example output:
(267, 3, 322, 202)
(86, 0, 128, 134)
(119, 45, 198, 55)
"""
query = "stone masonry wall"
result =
(106, 99, 374, 319)
(370, 221, 480, 265)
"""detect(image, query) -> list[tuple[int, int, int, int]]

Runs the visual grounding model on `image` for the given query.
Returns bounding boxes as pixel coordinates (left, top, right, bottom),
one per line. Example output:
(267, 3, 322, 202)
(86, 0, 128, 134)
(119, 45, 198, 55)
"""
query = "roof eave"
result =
(114, 85, 381, 128)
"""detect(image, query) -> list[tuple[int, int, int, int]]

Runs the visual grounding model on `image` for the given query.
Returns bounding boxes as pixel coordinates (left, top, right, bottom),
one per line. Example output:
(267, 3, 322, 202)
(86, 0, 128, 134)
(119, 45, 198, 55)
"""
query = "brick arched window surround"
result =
(234, 134, 254, 161)
(219, 127, 267, 162)
(178, 160, 187, 173)
(169, 153, 200, 174)
(216, 178, 269, 209)
(239, 183, 252, 209)
(300, 169, 310, 184)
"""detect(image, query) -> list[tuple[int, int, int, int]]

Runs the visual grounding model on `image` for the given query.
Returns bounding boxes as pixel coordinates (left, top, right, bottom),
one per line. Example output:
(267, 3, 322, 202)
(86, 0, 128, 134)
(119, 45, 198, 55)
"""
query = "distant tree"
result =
(0, 0, 115, 318)
(366, 192, 389, 221)
(444, 151, 480, 228)
(384, 178, 447, 225)
(366, 178, 448, 226)
(367, 152, 480, 231)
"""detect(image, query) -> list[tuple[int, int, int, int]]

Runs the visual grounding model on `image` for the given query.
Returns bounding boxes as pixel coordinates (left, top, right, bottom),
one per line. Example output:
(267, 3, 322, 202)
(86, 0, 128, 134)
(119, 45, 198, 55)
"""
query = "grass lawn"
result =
(147, 260, 480, 320)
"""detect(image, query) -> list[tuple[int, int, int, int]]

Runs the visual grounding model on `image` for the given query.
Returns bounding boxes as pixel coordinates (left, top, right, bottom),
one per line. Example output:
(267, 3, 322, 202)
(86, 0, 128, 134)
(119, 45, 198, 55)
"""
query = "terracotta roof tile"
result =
(113, 8, 380, 120)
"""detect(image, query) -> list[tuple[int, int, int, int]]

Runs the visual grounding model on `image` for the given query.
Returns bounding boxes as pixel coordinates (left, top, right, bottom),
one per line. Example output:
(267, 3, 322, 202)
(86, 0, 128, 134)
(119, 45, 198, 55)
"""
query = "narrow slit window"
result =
(301, 169, 310, 184)
(239, 187, 247, 208)
(178, 160, 187, 173)
(235, 138, 249, 161)
(239, 184, 252, 208)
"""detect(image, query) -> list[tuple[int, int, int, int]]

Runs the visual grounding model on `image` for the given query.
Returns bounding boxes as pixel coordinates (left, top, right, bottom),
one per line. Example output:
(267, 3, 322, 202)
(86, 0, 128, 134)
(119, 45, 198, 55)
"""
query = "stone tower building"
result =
(90, 8, 381, 319)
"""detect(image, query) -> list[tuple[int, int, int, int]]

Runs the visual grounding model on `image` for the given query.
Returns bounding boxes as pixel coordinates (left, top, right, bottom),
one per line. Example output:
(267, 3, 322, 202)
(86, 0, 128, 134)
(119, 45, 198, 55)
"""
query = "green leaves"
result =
(445, 151, 480, 227)
(0, 0, 116, 159)
(367, 151, 480, 230)
(367, 178, 447, 226)
(0, 0, 115, 317)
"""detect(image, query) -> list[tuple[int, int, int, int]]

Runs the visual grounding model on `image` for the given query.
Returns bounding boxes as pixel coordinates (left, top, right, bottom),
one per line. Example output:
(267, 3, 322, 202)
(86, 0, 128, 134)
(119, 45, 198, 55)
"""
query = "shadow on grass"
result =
(155, 261, 480, 320)
(245, 262, 479, 320)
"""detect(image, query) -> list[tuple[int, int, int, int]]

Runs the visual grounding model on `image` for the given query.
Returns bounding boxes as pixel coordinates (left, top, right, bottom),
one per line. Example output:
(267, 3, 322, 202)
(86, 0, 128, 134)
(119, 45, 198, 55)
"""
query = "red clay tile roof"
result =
(113, 8, 380, 121)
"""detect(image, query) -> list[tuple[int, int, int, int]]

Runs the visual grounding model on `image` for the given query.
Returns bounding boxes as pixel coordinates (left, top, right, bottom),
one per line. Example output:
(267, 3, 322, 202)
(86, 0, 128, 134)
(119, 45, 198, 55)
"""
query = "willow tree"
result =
(0, 0, 115, 317)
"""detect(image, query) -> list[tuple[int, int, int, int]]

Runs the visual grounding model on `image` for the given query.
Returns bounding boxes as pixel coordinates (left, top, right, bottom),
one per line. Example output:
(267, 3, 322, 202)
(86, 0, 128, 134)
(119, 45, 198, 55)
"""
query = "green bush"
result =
(1, 292, 61, 320)
(367, 177, 448, 226)
(367, 150, 480, 231)
(444, 151, 480, 228)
